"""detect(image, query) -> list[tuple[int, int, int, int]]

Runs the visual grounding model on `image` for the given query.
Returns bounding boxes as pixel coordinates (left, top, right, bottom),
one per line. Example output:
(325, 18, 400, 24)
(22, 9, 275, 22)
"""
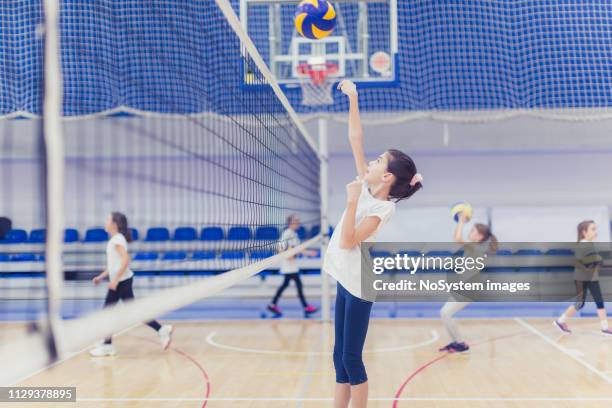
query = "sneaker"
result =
(450, 342, 470, 353)
(601, 329, 612, 337)
(89, 344, 116, 357)
(158, 325, 174, 350)
(304, 304, 318, 316)
(438, 342, 456, 352)
(267, 304, 282, 317)
(439, 342, 470, 353)
(553, 320, 571, 334)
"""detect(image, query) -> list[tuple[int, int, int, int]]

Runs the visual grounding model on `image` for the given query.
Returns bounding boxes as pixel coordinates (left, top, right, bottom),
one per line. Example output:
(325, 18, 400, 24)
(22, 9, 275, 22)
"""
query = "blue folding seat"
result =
(129, 228, 139, 241)
(162, 251, 187, 260)
(255, 226, 279, 240)
(84, 228, 108, 242)
(28, 229, 46, 243)
(133, 252, 159, 261)
(296, 226, 307, 240)
(227, 227, 251, 241)
(0, 229, 28, 244)
(495, 249, 513, 256)
(173, 227, 197, 241)
(514, 249, 543, 256)
(145, 227, 170, 242)
(192, 251, 216, 260)
(64, 229, 79, 243)
(426, 250, 454, 257)
(545, 248, 574, 256)
(200, 227, 224, 241)
(0, 254, 10, 262)
(12, 253, 37, 262)
(220, 250, 246, 259)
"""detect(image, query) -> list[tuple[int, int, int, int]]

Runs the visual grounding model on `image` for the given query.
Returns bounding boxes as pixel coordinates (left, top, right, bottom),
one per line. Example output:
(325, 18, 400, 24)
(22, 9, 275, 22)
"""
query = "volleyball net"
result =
(0, 0, 322, 385)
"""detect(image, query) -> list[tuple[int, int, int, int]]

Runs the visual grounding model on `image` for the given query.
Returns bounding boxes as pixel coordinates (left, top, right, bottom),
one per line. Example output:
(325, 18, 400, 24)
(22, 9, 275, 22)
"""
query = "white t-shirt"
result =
(106, 233, 134, 282)
(278, 228, 301, 274)
(323, 181, 395, 300)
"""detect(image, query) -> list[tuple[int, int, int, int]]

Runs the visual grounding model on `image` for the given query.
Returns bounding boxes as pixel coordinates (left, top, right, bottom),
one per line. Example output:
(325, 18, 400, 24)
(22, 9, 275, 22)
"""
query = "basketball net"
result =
(297, 59, 338, 106)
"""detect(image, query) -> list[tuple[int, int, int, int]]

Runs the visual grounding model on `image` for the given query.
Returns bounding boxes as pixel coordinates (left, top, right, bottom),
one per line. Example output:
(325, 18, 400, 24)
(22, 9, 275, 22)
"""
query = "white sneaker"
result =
(89, 344, 116, 357)
(158, 325, 174, 350)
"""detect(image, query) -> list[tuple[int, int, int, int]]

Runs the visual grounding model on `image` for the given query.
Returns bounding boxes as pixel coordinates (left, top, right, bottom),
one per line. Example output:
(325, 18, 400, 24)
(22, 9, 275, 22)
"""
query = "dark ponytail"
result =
(386, 149, 422, 202)
(474, 223, 498, 254)
(111, 212, 132, 243)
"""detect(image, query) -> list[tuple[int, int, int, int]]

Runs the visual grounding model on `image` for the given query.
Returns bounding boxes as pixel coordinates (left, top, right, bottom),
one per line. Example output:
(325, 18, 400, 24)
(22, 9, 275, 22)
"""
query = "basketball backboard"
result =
(240, 0, 398, 88)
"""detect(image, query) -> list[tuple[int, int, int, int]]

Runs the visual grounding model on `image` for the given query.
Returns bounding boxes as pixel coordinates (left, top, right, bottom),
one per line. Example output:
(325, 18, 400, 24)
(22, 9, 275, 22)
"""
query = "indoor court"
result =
(8, 319, 612, 407)
(2, 0, 612, 407)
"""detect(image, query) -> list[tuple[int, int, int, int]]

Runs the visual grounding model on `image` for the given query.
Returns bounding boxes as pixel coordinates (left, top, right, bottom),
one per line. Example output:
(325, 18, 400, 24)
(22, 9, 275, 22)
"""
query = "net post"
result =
(318, 118, 331, 322)
(42, 0, 65, 361)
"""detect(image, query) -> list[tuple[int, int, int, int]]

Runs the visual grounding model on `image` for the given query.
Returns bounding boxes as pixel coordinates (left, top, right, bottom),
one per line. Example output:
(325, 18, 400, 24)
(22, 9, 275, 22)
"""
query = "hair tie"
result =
(409, 173, 423, 187)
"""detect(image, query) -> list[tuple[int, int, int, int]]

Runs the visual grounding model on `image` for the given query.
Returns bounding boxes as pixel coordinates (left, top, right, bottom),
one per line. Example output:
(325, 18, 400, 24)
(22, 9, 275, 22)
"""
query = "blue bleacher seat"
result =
(310, 225, 320, 237)
(514, 249, 543, 256)
(255, 226, 279, 240)
(64, 229, 79, 243)
(227, 227, 251, 241)
(296, 226, 307, 240)
(220, 250, 245, 259)
(545, 248, 574, 256)
(370, 250, 393, 258)
(495, 249, 513, 256)
(162, 251, 187, 260)
(0, 254, 10, 262)
(12, 253, 37, 262)
(0, 229, 28, 244)
(201, 227, 224, 241)
(250, 250, 275, 259)
(398, 250, 422, 257)
(133, 252, 158, 261)
(173, 227, 197, 241)
(28, 229, 46, 243)
(145, 227, 170, 242)
(84, 228, 108, 242)
(130, 228, 139, 241)
(192, 251, 216, 260)
(426, 251, 454, 257)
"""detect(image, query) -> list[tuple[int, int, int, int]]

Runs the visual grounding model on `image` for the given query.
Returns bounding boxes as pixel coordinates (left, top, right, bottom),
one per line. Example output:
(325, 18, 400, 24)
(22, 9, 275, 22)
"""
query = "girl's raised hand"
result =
(337, 79, 357, 97)
(346, 177, 363, 203)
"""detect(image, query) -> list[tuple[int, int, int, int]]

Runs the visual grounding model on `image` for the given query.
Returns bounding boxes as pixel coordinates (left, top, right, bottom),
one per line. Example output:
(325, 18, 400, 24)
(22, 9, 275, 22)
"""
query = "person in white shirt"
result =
(554, 220, 611, 336)
(326, 80, 423, 408)
(89, 212, 174, 357)
(267, 214, 318, 318)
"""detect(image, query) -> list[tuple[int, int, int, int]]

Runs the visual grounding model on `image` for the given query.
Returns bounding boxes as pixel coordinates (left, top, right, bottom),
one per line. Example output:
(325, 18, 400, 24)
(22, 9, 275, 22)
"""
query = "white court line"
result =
(206, 330, 438, 355)
(515, 318, 612, 385)
(295, 326, 325, 408)
(9, 323, 140, 386)
(77, 397, 612, 402)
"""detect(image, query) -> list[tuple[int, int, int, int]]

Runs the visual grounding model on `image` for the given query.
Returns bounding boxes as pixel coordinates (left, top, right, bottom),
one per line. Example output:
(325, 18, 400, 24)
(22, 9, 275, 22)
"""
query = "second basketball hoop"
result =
(296, 57, 339, 106)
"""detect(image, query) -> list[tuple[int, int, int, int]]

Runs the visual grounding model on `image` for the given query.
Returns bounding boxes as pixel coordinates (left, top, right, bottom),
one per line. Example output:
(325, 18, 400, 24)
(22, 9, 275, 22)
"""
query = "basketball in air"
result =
(451, 202, 473, 222)
(294, 0, 337, 40)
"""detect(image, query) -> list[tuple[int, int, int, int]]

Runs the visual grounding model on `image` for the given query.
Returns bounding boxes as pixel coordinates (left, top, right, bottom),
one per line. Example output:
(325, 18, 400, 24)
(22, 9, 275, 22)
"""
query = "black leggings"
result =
(103, 277, 161, 344)
(574, 280, 605, 310)
(272, 273, 308, 307)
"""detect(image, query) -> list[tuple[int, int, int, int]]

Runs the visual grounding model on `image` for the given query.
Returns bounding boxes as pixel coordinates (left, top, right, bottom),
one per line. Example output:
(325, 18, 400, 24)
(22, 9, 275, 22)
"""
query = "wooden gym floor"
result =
(6, 318, 612, 407)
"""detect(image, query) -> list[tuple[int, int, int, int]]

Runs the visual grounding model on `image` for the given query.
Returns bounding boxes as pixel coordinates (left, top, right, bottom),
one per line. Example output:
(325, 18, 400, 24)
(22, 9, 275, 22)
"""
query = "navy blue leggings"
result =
(333, 282, 373, 386)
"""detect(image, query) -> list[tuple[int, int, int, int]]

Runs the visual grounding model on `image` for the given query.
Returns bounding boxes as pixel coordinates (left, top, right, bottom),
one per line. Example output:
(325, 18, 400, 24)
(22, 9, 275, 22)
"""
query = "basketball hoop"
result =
(296, 60, 338, 106)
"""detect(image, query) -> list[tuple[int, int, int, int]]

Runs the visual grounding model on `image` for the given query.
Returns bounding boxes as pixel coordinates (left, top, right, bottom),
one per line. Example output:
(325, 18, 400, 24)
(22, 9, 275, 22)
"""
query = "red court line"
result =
(131, 334, 211, 408)
(391, 332, 524, 408)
